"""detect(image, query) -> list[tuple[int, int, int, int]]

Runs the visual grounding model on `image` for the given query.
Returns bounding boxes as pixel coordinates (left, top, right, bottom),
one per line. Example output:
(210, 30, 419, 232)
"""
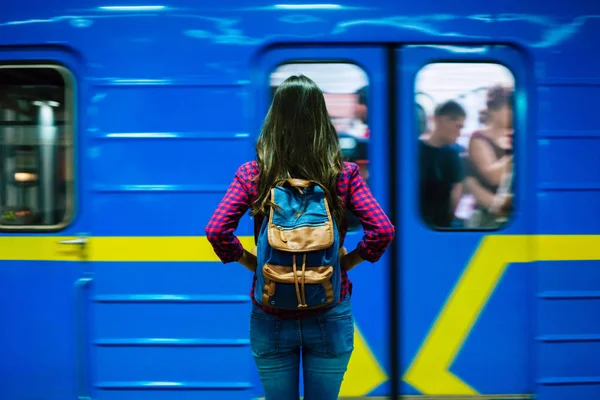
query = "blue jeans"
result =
(250, 297, 354, 400)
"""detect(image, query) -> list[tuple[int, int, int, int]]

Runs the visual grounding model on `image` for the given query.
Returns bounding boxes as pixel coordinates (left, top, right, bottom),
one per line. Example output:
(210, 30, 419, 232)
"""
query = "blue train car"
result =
(1, 1, 599, 399)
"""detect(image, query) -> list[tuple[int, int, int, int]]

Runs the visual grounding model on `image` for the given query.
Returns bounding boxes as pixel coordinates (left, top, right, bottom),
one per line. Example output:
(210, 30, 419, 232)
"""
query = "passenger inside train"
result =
(418, 100, 466, 228)
(415, 63, 515, 229)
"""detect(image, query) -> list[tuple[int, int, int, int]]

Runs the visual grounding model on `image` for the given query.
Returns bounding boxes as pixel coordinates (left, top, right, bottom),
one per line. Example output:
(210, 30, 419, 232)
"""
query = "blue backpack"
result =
(253, 179, 341, 310)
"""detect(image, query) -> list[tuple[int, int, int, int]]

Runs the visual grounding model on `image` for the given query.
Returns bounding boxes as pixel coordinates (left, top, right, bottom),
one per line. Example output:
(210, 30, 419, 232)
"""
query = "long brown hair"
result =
(251, 74, 345, 228)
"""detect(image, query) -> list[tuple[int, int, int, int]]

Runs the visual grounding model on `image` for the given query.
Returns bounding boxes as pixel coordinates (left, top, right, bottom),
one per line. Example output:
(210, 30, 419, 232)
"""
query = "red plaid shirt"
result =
(206, 161, 395, 319)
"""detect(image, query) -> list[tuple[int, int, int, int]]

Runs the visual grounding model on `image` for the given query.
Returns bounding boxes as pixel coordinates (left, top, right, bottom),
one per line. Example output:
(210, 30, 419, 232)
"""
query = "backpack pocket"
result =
(261, 264, 335, 309)
(267, 186, 335, 253)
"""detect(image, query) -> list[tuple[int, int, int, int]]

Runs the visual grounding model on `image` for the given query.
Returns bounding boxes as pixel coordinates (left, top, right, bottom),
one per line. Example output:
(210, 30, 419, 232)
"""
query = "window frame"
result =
(0, 63, 76, 232)
(414, 60, 517, 232)
(267, 60, 372, 232)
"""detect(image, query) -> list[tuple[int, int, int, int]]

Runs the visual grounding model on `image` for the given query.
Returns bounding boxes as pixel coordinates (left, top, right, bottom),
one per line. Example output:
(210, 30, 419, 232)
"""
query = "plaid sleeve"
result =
(347, 164, 395, 262)
(205, 164, 252, 263)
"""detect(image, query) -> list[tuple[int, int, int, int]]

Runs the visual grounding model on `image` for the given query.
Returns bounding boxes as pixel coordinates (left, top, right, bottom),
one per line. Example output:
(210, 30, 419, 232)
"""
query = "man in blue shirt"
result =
(418, 100, 466, 228)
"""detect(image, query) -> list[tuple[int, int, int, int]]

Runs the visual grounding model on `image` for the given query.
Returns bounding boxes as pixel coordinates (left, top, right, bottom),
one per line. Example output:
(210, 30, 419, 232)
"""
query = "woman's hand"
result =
(237, 249, 257, 272)
(339, 246, 348, 258)
(340, 247, 363, 271)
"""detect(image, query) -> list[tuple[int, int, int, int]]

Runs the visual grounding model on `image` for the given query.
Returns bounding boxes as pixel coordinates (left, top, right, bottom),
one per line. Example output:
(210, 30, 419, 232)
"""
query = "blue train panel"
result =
(0, 261, 80, 400)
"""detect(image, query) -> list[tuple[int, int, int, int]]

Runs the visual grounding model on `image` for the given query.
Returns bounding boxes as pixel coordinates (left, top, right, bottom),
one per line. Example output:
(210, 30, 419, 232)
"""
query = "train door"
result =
(0, 51, 92, 400)
(253, 44, 533, 399)
(398, 45, 535, 398)
(254, 46, 393, 398)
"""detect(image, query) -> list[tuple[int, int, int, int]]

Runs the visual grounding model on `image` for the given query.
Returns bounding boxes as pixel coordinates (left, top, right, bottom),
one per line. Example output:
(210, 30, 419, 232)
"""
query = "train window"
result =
(0, 66, 73, 230)
(270, 63, 369, 231)
(416, 63, 515, 230)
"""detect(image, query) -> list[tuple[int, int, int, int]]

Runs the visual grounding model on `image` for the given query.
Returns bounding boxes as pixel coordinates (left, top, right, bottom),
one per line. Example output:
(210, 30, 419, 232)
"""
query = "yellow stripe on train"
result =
(0, 236, 256, 262)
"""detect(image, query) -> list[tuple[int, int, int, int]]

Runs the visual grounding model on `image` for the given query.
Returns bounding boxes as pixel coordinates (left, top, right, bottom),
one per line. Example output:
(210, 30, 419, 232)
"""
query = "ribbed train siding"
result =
(536, 82, 600, 399)
(92, 262, 254, 400)
(88, 78, 255, 398)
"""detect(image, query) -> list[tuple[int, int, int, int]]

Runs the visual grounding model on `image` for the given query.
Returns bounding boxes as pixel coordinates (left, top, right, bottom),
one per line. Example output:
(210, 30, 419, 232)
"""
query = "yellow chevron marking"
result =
(404, 235, 600, 395)
(340, 322, 389, 396)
